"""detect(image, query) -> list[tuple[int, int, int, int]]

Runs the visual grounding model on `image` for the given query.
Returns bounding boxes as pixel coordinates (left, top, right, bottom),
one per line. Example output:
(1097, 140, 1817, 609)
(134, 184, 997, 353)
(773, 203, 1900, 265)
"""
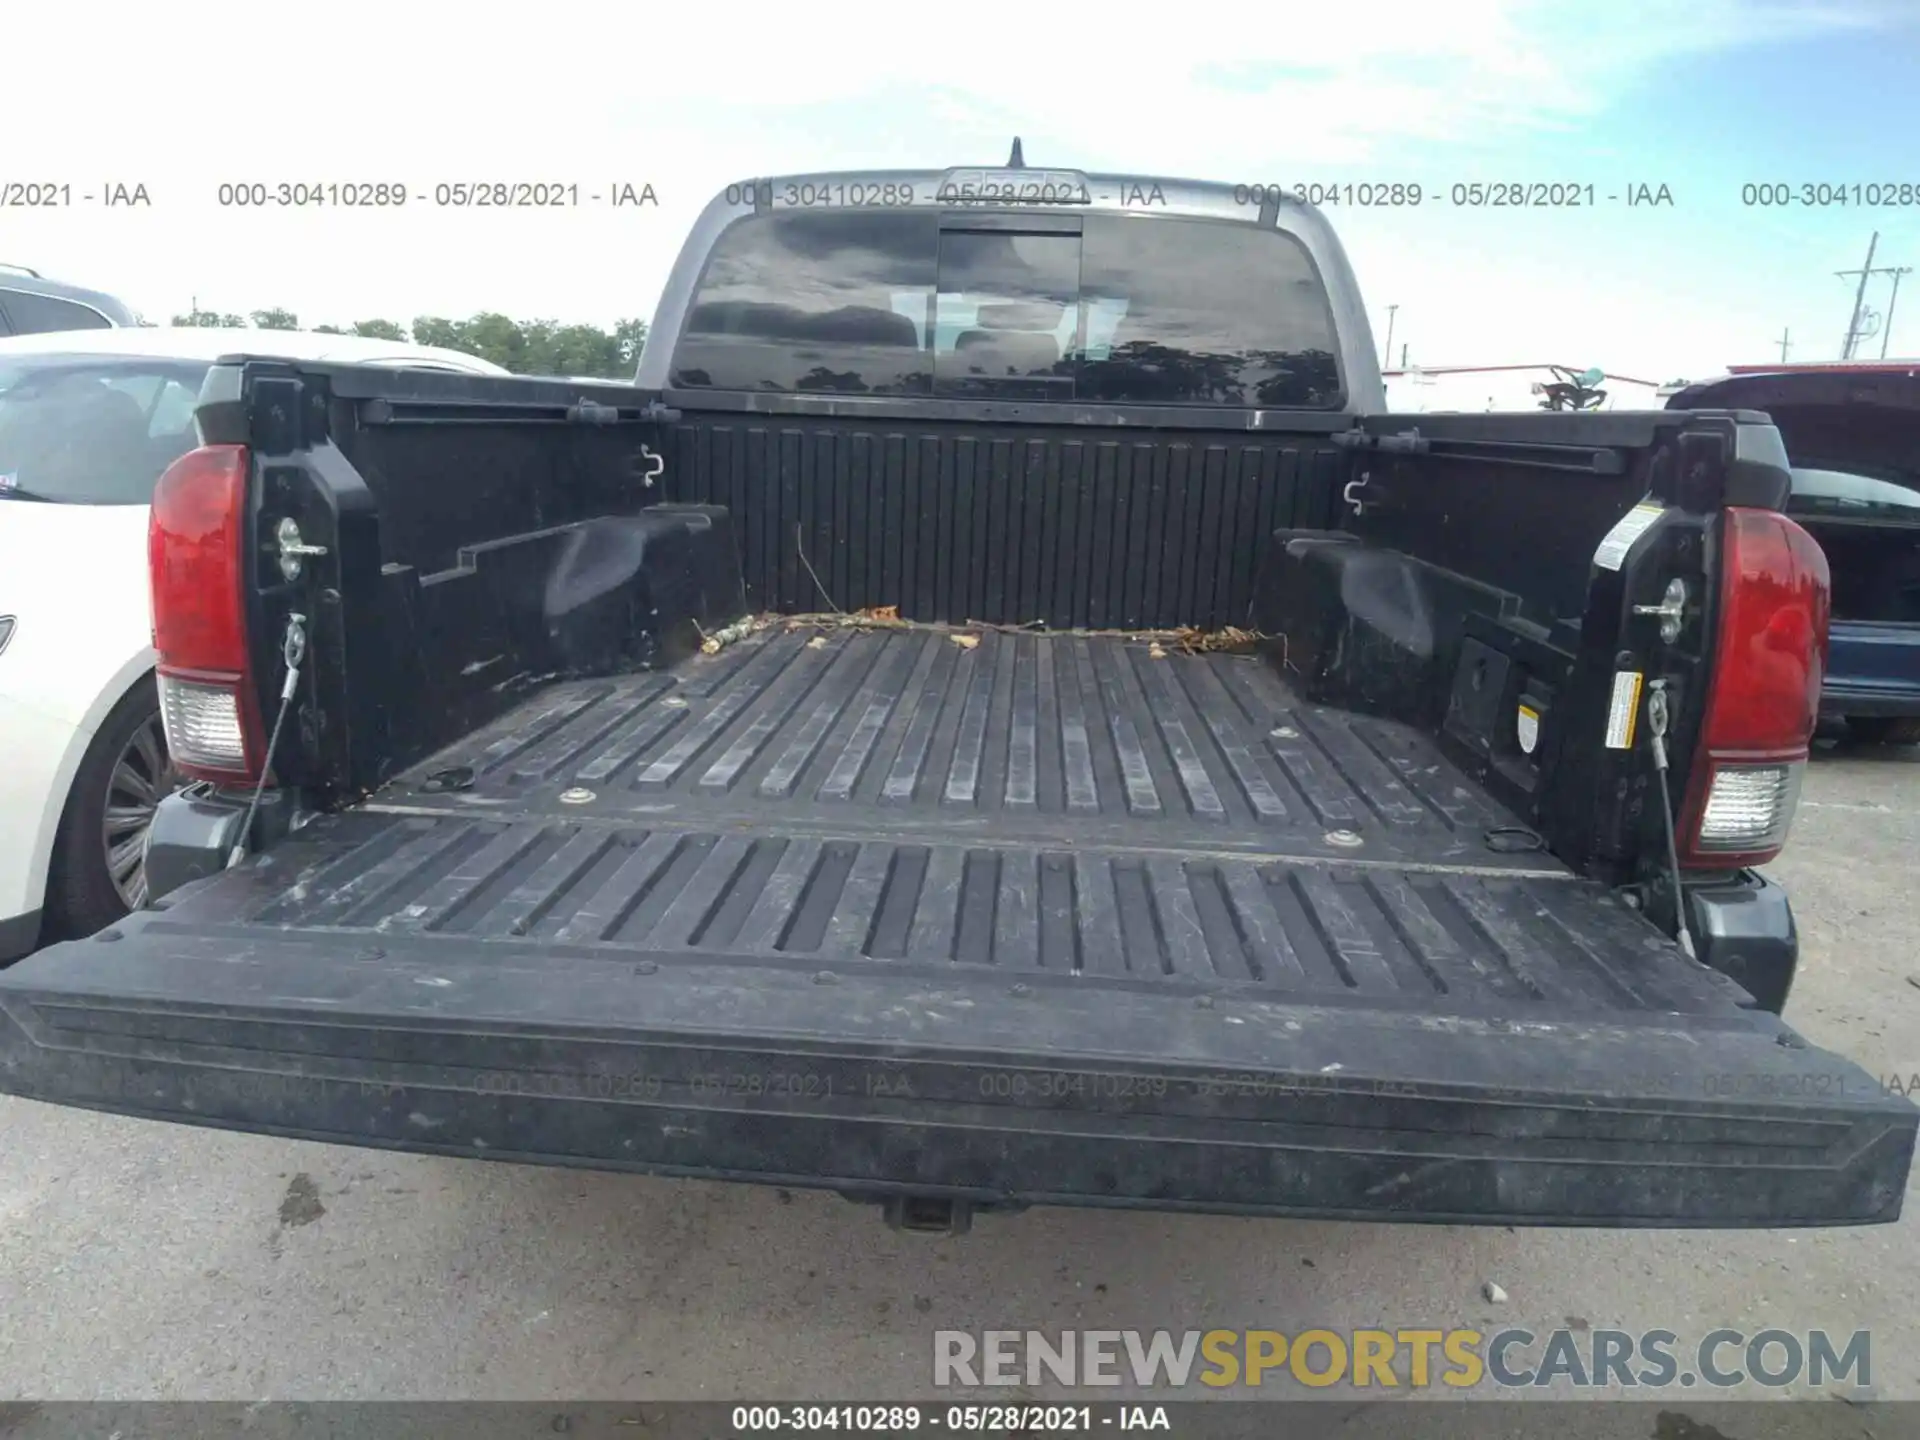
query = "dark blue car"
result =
(1670, 366, 1920, 744)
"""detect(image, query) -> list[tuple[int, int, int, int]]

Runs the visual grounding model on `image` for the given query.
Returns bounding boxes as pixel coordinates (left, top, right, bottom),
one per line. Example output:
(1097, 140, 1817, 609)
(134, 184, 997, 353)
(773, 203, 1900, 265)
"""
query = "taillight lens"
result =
(149, 444, 263, 782)
(1678, 507, 1830, 868)
(159, 677, 252, 772)
(1693, 762, 1804, 854)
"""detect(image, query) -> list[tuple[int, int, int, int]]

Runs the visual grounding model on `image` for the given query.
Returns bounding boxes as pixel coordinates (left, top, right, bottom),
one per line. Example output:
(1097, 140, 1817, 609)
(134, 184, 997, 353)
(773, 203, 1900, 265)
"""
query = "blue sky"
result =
(9, 0, 1919, 381)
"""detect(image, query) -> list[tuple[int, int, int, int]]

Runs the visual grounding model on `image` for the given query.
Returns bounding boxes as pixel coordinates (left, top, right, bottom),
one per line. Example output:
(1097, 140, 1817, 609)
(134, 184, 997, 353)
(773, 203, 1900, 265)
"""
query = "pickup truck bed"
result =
(3, 625, 1909, 1226)
(4, 172, 1915, 1230)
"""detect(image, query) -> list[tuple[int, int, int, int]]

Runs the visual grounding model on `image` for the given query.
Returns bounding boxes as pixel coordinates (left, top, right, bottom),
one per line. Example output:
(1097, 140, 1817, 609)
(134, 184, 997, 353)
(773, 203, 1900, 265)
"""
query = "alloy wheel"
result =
(101, 711, 176, 911)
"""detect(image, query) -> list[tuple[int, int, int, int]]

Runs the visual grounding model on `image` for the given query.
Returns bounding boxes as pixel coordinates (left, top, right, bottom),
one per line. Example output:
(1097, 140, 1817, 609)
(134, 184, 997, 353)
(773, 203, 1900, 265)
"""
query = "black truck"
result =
(1, 162, 1912, 1231)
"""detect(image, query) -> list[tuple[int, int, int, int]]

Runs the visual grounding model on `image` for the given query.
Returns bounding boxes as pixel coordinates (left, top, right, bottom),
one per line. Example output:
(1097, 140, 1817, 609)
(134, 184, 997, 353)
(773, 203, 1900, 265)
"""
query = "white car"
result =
(0, 325, 508, 961)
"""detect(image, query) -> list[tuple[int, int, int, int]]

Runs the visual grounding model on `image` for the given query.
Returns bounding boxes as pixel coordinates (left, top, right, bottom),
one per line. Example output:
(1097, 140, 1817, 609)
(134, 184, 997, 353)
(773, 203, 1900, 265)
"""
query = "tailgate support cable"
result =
(226, 612, 307, 870)
(1644, 679, 1699, 959)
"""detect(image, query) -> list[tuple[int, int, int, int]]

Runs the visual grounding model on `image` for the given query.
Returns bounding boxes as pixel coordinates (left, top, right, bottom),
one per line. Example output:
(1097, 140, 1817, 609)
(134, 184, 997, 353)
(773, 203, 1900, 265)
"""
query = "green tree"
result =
(462, 312, 532, 371)
(516, 318, 559, 371)
(534, 322, 623, 377)
(179, 306, 644, 374)
(409, 315, 466, 352)
(171, 308, 247, 327)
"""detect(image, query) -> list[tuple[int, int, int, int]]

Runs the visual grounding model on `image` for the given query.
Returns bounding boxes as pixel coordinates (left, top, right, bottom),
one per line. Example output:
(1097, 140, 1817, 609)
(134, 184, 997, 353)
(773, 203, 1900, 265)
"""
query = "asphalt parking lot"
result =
(1, 741, 1915, 1408)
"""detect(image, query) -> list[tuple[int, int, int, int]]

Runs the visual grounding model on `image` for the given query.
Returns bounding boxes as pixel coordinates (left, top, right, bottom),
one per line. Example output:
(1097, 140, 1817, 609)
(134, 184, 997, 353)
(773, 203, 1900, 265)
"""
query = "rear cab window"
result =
(670, 207, 1343, 408)
(0, 357, 209, 505)
(1788, 465, 1920, 523)
(1787, 463, 1920, 626)
(673, 211, 938, 396)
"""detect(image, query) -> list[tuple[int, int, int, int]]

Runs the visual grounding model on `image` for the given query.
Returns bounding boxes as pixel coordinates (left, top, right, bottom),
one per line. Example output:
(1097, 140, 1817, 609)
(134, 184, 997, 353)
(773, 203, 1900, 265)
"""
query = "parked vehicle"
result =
(1383, 363, 1664, 413)
(0, 165, 1911, 1231)
(0, 265, 139, 334)
(1668, 367, 1920, 744)
(0, 327, 508, 963)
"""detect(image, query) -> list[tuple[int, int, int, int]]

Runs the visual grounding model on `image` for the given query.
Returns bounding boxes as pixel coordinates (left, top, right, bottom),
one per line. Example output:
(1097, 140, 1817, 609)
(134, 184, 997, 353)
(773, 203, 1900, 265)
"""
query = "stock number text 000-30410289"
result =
(211, 181, 660, 208)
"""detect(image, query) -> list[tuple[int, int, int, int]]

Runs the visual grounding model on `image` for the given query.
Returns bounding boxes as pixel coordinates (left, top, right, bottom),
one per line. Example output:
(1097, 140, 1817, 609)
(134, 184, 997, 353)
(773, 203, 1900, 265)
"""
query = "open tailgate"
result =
(1, 804, 1912, 1227)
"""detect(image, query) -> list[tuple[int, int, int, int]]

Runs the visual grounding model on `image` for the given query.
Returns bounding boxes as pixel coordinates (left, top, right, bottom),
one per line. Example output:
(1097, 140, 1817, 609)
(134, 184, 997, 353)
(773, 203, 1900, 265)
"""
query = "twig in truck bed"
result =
(794, 524, 845, 615)
(764, 609, 1277, 656)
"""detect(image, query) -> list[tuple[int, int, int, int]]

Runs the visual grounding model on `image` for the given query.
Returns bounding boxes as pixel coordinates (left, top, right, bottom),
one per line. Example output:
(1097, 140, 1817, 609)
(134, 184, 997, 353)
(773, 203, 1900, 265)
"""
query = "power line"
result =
(1838, 233, 1877, 357)
(1836, 232, 1912, 359)
(1883, 270, 1909, 360)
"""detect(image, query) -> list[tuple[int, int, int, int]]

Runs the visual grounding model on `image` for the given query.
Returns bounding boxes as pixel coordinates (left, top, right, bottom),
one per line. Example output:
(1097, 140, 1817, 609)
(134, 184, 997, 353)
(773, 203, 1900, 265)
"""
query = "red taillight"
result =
(149, 444, 264, 783)
(1677, 507, 1830, 868)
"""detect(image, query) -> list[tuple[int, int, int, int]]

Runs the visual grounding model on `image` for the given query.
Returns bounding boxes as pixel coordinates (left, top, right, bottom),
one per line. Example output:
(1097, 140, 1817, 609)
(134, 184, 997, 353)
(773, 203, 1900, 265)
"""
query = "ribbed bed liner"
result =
(383, 625, 1540, 862)
(216, 625, 1750, 1021)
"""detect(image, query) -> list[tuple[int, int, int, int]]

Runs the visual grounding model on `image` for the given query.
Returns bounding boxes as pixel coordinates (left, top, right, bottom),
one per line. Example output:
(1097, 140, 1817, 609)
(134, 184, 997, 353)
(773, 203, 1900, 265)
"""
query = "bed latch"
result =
(636, 445, 665, 488)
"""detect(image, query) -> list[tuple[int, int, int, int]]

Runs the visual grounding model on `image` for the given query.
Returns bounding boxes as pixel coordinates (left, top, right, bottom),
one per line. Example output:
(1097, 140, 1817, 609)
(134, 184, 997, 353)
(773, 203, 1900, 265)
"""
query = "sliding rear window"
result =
(1787, 465, 1920, 523)
(670, 209, 1343, 408)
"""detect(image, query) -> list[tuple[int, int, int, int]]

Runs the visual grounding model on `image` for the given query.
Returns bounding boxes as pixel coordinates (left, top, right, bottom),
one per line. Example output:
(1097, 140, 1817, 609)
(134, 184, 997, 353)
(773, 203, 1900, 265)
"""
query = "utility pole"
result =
(1776, 328, 1792, 363)
(1881, 268, 1911, 359)
(1839, 234, 1878, 357)
(1836, 234, 1910, 358)
(1382, 304, 1398, 370)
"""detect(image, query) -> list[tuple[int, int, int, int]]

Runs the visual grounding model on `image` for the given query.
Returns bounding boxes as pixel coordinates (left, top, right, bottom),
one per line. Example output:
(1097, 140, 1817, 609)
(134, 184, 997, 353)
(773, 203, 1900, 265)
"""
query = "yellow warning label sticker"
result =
(1605, 671, 1644, 749)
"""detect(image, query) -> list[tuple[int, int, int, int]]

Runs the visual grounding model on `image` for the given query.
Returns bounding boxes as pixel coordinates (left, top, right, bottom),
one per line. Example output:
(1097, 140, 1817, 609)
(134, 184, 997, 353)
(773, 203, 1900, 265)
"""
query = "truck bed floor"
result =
(273, 626, 1745, 1021)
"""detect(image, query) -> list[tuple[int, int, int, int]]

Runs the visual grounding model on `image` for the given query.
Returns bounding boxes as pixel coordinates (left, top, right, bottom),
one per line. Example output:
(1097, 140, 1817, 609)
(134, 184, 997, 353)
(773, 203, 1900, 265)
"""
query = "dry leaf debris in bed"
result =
(1165, 625, 1260, 654)
(734, 608, 1272, 656)
(784, 606, 910, 632)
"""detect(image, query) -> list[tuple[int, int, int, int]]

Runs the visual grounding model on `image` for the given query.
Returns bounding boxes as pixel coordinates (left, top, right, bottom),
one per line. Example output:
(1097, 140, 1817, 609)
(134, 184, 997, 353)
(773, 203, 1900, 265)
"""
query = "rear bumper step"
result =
(1821, 681, 1920, 719)
(2, 923, 1912, 1227)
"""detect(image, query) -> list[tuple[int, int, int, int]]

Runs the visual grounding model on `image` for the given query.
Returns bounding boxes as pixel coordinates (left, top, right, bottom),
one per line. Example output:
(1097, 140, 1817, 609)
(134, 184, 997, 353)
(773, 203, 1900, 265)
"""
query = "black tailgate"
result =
(2, 810, 1912, 1226)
